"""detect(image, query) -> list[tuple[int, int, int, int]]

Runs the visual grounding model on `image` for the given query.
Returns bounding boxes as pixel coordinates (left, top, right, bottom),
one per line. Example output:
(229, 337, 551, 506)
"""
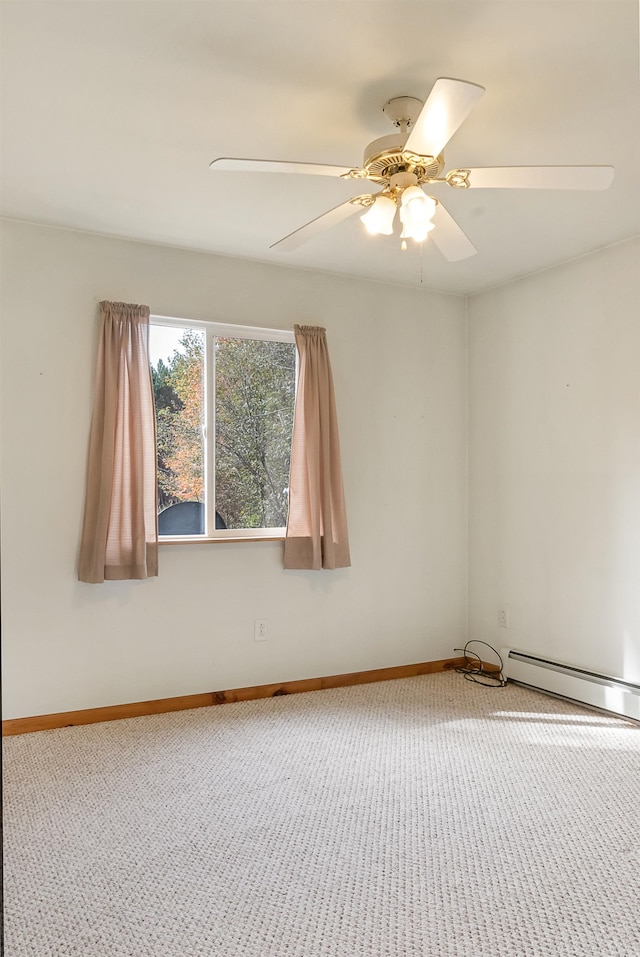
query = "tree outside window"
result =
(150, 321, 296, 536)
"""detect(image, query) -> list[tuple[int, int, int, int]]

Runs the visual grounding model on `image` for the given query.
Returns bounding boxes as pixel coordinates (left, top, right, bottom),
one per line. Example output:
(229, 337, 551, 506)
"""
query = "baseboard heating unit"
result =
(501, 649, 640, 722)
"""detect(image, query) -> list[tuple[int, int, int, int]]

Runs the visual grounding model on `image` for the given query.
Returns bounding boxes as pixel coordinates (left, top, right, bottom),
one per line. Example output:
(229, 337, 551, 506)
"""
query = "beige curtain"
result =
(284, 325, 350, 570)
(78, 301, 158, 583)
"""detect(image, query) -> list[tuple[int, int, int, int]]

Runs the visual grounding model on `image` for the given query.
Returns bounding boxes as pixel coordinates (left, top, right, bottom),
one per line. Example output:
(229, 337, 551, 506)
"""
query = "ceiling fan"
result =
(210, 78, 614, 261)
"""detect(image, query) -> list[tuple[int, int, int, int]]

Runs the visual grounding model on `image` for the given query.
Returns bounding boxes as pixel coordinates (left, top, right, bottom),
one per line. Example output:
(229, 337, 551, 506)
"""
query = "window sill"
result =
(159, 535, 285, 546)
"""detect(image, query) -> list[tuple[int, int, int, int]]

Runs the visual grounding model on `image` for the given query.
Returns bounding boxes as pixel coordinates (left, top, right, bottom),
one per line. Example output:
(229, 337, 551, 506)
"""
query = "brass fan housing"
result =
(344, 132, 445, 187)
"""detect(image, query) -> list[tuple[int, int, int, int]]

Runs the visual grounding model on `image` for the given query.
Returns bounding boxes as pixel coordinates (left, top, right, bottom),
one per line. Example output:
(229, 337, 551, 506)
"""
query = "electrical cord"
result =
(454, 640, 507, 688)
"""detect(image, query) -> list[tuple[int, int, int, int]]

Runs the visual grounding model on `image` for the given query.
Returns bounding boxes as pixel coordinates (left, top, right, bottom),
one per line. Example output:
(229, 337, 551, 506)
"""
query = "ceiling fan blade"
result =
(209, 157, 352, 177)
(404, 78, 485, 158)
(430, 202, 477, 261)
(459, 166, 615, 190)
(270, 197, 368, 251)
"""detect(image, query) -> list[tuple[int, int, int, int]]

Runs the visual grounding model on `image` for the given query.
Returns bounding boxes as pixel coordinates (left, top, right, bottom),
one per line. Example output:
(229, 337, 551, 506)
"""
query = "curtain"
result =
(284, 325, 350, 570)
(78, 301, 158, 583)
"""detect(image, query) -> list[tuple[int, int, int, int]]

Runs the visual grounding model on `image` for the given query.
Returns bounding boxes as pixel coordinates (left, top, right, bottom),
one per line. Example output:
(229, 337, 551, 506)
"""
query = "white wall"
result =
(0, 221, 468, 719)
(468, 238, 640, 682)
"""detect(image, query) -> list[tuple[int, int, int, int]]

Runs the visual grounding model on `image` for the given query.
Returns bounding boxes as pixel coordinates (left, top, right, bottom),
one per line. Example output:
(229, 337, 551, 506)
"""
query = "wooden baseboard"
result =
(2, 657, 467, 736)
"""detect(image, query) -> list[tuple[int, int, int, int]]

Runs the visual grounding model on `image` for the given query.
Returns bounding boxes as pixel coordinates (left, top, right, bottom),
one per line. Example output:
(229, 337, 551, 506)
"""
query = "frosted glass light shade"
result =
(399, 187, 437, 242)
(400, 219, 435, 242)
(360, 195, 396, 235)
(400, 186, 437, 216)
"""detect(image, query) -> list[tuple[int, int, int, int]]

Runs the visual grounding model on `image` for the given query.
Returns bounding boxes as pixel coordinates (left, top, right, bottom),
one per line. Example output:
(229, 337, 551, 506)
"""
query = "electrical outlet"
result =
(498, 607, 509, 629)
(254, 619, 267, 642)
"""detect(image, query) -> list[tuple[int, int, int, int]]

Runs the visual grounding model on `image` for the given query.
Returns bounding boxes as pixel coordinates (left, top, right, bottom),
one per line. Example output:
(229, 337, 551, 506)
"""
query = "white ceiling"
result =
(1, 1, 639, 294)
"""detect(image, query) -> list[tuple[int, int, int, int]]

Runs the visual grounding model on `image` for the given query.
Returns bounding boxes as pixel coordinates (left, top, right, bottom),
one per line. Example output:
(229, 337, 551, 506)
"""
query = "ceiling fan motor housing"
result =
(363, 133, 407, 168)
(360, 133, 444, 186)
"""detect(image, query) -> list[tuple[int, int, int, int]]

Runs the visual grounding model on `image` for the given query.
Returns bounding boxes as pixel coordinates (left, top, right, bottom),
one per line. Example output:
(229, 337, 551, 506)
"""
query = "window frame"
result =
(151, 315, 297, 544)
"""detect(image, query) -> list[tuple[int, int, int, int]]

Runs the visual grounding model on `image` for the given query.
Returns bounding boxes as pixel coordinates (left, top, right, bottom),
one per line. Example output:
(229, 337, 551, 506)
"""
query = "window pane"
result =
(150, 326, 206, 535)
(215, 337, 296, 529)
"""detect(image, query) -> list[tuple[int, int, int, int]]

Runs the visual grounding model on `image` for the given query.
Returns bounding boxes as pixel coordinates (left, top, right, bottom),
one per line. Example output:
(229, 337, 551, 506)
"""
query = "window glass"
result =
(215, 337, 296, 529)
(150, 320, 295, 538)
(151, 325, 206, 534)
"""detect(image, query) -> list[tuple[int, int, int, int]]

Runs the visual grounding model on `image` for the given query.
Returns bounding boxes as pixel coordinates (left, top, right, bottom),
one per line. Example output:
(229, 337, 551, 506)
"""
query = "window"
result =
(150, 317, 296, 540)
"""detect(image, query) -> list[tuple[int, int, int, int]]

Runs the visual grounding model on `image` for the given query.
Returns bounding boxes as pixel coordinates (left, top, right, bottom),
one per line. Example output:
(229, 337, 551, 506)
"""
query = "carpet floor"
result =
(3, 672, 640, 956)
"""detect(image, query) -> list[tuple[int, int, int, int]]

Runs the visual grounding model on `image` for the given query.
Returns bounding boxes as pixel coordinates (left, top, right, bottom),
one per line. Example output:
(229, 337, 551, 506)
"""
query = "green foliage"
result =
(152, 358, 183, 414)
(215, 337, 295, 528)
(152, 331, 205, 509)
(151, 329, 295, 529)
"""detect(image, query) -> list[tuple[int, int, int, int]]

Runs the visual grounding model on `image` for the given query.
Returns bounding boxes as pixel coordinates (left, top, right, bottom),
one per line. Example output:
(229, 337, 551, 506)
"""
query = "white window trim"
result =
(151, 315, 296, 543)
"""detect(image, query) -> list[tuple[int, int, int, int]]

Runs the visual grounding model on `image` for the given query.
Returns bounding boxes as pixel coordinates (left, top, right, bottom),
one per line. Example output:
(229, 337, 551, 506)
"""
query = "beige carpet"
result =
(3, 672, 640, 956)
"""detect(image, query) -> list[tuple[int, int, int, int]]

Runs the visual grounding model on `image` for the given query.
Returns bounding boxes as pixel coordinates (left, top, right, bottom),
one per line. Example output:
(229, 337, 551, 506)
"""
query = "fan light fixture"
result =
(399, 187, 436, 242)
(361, 186, 437, 244)
(360, 194, 396, 235)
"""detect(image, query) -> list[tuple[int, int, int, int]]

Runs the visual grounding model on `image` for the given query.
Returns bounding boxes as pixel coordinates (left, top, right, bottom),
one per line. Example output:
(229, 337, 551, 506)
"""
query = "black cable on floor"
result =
(454, 640, 507, 687)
